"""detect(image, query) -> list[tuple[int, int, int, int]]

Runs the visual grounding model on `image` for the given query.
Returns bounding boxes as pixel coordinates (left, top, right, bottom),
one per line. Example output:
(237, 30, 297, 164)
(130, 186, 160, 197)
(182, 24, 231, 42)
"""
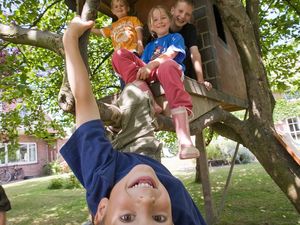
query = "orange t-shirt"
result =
(101, 16, 143, 52)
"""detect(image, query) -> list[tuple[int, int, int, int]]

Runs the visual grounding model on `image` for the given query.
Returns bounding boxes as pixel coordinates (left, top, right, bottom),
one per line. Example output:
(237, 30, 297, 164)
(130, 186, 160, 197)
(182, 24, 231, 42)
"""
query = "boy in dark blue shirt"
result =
(61, 15, 207, 225)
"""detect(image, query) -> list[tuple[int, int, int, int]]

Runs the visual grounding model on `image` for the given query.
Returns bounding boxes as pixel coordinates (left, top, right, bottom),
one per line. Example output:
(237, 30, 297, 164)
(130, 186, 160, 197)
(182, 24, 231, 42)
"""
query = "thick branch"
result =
(190, 107, 245, 134)
(210, 122, 243, 144)
(246, 0, 261, 53)
(0, 23, 63, 56)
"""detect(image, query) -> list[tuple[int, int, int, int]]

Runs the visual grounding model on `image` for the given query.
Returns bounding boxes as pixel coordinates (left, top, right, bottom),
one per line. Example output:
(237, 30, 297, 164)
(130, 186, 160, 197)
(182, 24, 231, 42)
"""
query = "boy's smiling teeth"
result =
(129, 176, 157, 189)
(132, 182, 154, 188)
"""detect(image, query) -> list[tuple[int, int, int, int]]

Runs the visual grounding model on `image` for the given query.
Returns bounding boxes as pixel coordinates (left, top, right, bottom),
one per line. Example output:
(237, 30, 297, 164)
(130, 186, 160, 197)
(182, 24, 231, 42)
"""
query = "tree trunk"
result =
(196, 133, 216, 225)
(215, 0, 300, 212)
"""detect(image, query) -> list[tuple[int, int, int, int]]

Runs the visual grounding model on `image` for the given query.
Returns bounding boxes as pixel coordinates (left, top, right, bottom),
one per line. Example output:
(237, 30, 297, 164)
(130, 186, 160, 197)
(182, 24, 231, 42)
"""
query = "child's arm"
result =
(63, 16, 100, 128)
(190, 46, 212, 90)
(136, 28, 144, 56)
(91, 27, 102, 36)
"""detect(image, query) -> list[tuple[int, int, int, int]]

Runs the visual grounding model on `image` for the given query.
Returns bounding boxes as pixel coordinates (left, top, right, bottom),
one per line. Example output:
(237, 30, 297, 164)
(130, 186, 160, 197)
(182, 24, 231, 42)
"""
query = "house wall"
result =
(16, 135, 56, 177)
(277, 118, 300, 144)
(0, 135, 67, 179)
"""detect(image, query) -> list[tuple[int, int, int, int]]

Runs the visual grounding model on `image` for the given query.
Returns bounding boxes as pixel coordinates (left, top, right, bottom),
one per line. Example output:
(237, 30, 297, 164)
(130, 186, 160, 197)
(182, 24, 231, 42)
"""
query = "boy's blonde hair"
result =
(147, 5, 171, 28)
(175, 0, 194, 8)
(111, 0, 129, 8)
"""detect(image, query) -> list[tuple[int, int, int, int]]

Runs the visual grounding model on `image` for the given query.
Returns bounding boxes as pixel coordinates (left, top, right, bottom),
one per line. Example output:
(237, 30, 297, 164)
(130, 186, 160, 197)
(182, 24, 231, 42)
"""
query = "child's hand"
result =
(63, 16, 94, 42)
(199, 80, 212, 91)
(137, 65, 151, 80)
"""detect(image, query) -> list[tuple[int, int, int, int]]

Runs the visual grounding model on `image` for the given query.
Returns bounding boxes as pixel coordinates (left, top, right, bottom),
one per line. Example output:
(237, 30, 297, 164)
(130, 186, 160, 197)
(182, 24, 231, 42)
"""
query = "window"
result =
(0, 142, 37, 165)
(213, 5, 227, 45)
(287, 117, 300, 143)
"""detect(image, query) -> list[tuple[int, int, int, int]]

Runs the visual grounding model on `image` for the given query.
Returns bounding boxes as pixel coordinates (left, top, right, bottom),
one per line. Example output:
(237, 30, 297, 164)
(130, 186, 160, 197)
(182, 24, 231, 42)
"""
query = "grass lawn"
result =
(178, 163, 300, 225)
(4, 175, 88, 225)
(4, 163, 300, 225)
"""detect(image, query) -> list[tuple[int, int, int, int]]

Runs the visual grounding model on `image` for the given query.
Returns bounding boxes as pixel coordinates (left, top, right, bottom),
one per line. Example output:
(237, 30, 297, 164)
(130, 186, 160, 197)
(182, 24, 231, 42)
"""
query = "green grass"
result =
(5, 175, 88, 225)
(4, 163, 300, 225)
(178, 163, 300, 225)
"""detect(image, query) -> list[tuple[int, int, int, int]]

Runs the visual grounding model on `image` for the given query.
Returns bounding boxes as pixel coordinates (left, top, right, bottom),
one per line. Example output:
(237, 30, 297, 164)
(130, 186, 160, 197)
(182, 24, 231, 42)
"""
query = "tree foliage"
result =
(260, 0, 300, 92)
(0, 0, 120, 142)
(273, 98, 300, 122)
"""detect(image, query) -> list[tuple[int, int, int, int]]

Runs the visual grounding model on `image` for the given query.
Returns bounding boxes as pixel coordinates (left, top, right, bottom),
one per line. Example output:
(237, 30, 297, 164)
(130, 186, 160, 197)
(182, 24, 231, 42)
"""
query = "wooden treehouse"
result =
(64, 0, 249, 157)
(92, 0, 248, 118)
(64, 0, 248, 120)
(62, 0, 250, 155)
(65, 0, 248, 118)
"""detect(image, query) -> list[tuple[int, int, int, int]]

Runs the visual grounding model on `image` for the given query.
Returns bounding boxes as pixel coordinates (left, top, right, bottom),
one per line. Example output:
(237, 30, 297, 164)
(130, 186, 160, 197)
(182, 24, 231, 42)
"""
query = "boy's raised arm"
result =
(63, 16, 100, 128)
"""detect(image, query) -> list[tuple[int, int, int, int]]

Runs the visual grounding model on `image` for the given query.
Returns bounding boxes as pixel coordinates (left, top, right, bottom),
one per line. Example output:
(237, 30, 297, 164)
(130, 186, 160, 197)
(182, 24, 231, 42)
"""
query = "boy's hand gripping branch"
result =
(63, 16, 100, 128)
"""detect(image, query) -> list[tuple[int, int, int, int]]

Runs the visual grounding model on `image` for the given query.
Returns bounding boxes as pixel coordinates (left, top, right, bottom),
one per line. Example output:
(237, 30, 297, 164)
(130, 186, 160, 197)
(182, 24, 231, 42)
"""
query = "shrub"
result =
(48, 178, 64, 189)
(47, 175, 82, 190)
(235, 148, 255, 164)
(64, 175, 82, 189)
(42, 161, 64, 176)
(215, 137, 256, 164)
(206, 144, 226, 160)
(42, 164, 52, 176)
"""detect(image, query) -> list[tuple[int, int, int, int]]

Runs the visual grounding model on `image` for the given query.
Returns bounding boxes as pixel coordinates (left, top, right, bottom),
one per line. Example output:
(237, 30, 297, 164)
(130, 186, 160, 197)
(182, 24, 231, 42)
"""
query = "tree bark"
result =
(58, 0, 100, 113)
(0, 23, 63, 56)
(246, 0, 261, 53)
(196, 133, 216, 225)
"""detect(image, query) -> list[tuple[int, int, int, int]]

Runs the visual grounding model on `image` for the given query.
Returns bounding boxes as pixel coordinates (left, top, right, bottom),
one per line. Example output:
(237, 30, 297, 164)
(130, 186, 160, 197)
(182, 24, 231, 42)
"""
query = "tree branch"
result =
(0, 23, 64, 56)
(0, 42, 9, 51)
(92, 49, 114, 75)
(190, 106, 245, 136)
(210, 122, 243, 144)
(58, 0, 101, 113)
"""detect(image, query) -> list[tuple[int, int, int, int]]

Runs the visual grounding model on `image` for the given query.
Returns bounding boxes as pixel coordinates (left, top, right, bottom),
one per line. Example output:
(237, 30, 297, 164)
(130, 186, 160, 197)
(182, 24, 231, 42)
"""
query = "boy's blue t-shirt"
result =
(141, 33, 186, 71)
(60, 120, 207, 225)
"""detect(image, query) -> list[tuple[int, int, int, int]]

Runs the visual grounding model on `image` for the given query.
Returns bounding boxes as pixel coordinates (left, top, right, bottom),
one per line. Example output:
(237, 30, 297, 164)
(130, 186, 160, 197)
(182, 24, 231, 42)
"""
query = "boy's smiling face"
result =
(95, 164, 173, 224)
(171, 1, 193, 28)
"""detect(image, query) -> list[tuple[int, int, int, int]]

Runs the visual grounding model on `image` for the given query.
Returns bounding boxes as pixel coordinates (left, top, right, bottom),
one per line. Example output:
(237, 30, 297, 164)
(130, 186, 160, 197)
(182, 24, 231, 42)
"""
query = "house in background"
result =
(274, 92, 300, 146)
(0, 100, 65, 178)
(279, 116, 300, 146)
(273, 93, 300, 164)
